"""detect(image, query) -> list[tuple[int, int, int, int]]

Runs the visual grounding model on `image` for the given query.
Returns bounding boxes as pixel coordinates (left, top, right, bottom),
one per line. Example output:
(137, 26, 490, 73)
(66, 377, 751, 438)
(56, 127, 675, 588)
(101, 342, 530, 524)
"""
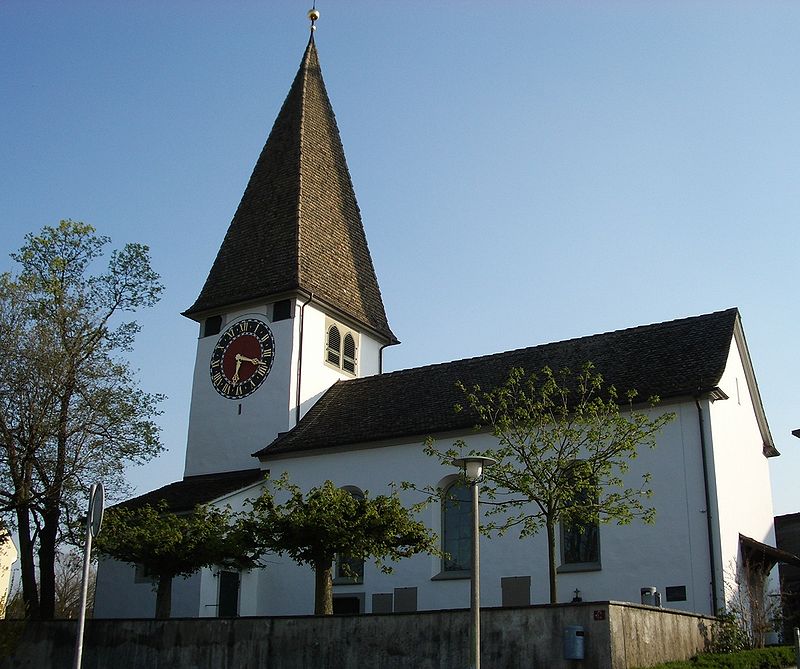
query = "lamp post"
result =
(452, 456, 496, 669)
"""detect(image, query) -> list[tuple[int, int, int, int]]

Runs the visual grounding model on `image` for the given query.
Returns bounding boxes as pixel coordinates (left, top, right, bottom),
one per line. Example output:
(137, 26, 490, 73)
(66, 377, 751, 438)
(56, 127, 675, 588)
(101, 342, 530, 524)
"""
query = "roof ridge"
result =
(294, 37, 313, 284)
(342, 307, 740, 383)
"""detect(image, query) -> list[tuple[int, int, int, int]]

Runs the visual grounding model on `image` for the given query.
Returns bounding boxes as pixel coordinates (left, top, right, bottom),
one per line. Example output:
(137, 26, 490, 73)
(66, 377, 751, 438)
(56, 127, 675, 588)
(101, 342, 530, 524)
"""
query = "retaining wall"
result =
(0, 602, 715, 669)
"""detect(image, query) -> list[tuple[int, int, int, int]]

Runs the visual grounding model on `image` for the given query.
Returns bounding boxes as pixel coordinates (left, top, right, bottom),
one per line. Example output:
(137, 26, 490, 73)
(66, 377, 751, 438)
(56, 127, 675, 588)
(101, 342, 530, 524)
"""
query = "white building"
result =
(0, 526, 17, 618)
(94, 29, 788, 621)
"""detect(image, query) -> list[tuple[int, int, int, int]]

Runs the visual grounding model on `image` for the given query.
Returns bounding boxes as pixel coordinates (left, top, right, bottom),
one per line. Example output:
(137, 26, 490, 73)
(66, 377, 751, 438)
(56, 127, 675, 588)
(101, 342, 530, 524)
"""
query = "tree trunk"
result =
(155, 575, 172, 619)
(546, 518, 558, 604)
(37, 505, 60, 619)
(313, 559, 333, 615)
(15, 505, 40, 619)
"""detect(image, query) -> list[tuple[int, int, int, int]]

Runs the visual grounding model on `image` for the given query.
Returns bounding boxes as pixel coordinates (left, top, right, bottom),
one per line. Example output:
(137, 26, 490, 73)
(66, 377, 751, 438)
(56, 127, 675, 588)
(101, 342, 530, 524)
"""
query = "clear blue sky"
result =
(2, 2, 798, 515)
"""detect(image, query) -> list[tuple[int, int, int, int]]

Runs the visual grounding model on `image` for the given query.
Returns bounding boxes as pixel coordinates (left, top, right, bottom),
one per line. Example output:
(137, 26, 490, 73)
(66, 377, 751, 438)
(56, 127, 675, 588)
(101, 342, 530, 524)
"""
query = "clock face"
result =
(210, 318, 275, 399)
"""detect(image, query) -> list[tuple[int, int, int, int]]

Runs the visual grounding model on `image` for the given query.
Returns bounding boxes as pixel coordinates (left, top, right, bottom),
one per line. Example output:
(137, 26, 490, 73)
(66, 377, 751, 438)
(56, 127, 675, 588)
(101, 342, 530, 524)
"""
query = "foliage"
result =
(712, 611, 754, 654)
(96, 502, 262, 619)
(720, 560, 783, 650)
(0, 220, 164, 619)
(634, 645, 796, 669)
(423, 363, 675, 603)
(245, 475, 437, 615)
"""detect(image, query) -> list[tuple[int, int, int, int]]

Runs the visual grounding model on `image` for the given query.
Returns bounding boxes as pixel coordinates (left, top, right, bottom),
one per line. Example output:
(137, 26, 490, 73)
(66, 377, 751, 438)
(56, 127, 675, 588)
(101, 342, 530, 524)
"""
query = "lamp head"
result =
(452, 455, 497, 483)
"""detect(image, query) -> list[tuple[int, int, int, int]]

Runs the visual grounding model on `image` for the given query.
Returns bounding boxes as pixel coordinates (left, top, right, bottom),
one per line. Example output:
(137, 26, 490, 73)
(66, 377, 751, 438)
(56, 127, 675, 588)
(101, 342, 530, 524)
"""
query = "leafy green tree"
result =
(0, 220, 164, 619)
(246, 476, 437, 615)
(425, 363, 675, 604)
(96, 502, 262, 619)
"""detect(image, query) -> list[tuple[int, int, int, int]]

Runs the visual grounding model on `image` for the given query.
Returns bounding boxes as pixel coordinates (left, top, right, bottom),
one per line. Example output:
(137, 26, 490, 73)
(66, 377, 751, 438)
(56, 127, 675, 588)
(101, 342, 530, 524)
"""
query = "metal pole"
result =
(794, 626, 799, 668)
(470, 479, 480, 669)
(72, 483, 96, 669)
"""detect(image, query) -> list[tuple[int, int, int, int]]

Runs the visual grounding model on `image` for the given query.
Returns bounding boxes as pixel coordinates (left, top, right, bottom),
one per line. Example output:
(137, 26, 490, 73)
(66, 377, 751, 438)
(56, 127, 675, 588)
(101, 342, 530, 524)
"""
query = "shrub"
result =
(639, 645, 796, 669)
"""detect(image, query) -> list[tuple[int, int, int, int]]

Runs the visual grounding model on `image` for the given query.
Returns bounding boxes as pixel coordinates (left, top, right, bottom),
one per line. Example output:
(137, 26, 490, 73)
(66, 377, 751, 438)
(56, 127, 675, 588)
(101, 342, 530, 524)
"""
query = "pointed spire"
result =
(184, 35, 397, 344)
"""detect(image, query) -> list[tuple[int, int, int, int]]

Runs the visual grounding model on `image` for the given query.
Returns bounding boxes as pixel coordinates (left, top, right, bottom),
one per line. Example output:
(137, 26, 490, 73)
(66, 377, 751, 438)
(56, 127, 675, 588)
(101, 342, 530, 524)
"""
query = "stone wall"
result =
(0, 602, 714, 669)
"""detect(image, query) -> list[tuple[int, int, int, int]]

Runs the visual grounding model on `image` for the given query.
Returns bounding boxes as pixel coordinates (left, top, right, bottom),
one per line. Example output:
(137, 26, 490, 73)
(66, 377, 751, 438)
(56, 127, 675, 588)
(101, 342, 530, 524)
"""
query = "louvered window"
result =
(342, 333, 357, 373)
(324, 317, 359, 376)
(326, 326, 341, 366)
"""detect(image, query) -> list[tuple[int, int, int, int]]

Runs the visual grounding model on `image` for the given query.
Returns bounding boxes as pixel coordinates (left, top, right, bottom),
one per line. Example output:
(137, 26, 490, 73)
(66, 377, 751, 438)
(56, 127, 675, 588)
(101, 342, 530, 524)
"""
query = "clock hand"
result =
(235, 353, 262, 366)
(231, 357, 243, 384)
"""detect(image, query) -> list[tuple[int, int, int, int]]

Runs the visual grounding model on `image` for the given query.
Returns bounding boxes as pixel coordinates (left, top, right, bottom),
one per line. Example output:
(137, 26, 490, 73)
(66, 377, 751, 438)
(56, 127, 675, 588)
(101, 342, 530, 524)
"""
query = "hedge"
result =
(638, 646, 796, 669)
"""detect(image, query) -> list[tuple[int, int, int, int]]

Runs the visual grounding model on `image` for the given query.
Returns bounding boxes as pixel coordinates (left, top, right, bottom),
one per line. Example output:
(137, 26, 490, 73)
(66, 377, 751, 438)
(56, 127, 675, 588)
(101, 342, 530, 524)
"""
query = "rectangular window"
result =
(665, 585, 687, 602)
(203, 315, 222, 337)
(272, 299, 292, 322)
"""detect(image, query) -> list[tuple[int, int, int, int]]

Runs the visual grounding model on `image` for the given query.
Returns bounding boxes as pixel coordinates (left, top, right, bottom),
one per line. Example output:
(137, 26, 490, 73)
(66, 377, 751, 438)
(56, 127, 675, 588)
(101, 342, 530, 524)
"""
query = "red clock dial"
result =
(210, 318, 275, 399)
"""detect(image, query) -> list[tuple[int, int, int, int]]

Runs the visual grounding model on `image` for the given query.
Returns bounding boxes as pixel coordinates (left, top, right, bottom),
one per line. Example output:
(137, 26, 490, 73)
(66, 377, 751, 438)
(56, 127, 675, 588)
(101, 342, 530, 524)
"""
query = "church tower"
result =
(181, 29, 397, 477)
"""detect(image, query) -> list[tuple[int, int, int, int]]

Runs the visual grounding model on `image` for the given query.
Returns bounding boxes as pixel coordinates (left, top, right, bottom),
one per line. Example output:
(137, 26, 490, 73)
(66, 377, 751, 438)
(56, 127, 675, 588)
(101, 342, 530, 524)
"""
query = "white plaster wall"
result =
(0, 533, 17, 616)
(94, 557, 201, 619)
(184, 306, 295, 476)
(202, 403, 721, 618)
(102, 376, 776, 620)
(291, 303, 383, 422)
(185, 301, 385, 476)
(706, 334, 777, 601)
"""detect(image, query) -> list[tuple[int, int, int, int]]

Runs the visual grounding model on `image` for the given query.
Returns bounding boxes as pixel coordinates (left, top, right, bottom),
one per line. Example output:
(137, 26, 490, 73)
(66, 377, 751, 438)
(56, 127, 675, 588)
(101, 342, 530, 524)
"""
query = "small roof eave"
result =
(740, 533, 800, 569)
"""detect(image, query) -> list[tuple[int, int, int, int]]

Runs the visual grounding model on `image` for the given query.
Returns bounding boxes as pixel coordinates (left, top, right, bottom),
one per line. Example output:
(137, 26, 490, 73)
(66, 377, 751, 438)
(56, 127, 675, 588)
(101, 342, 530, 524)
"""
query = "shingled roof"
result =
(117, 469, 265, 512)
(184, 35, 396, 343)
(258, 309, 742, 457)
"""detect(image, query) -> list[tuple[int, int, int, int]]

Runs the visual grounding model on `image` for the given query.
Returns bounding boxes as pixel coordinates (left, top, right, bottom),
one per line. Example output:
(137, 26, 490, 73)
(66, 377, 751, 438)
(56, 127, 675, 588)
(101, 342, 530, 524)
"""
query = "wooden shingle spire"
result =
(184, 34, 397, 344)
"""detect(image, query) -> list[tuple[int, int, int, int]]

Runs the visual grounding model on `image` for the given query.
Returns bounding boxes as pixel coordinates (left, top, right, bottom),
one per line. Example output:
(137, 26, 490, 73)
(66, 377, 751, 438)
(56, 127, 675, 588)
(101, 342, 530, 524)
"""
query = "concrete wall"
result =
(1, 602, 714, 669)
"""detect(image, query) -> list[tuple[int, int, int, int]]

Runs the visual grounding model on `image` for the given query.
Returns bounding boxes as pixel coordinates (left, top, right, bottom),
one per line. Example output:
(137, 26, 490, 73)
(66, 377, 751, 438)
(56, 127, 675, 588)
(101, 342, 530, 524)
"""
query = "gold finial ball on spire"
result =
(308, 8, 320, 23)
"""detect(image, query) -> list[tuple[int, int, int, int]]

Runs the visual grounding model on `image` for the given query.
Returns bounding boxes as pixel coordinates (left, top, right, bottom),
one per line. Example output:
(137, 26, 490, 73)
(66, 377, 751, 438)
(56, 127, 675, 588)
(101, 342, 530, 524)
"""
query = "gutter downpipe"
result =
(695, 395, 720, 616)
(295, 292, 314, 425)
(378, 342, 391, 374)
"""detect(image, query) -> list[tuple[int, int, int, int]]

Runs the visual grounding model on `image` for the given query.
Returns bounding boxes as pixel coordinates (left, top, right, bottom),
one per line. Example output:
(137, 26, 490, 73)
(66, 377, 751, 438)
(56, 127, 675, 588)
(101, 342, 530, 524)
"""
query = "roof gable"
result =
(258, 308, 740, 457)
(184, 36, 395, 343)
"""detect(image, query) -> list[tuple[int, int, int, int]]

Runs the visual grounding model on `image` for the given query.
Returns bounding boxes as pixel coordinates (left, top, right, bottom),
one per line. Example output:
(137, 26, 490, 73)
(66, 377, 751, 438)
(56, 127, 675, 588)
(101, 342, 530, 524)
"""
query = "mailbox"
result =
(563, 625, 585, 660)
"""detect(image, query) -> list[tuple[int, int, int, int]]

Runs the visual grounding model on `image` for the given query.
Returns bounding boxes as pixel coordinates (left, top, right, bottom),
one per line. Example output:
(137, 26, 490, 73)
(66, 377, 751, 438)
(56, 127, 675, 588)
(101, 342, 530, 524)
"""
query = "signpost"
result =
(72, 482, 104, 669)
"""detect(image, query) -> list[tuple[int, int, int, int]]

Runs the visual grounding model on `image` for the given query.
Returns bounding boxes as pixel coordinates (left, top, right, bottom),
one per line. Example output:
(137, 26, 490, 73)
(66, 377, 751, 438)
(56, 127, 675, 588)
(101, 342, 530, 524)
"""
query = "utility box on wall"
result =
(564, 625, 585, 660)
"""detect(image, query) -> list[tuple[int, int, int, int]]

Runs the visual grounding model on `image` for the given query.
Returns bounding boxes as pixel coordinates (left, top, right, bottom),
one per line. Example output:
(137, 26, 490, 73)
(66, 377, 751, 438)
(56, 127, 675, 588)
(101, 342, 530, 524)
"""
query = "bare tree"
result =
(0, 220, 164, 619)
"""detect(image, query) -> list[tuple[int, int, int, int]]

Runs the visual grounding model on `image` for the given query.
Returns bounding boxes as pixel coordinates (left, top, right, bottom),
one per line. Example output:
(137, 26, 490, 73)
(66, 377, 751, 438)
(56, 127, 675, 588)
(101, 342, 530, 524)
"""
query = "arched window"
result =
(560, 464, 600, 569)
(324, 318, 359, 376)
(442, 480, 472, 572)
(335, 486, 365, 583)
(326, 325, 341, 366)
(342, 333, 357, 373)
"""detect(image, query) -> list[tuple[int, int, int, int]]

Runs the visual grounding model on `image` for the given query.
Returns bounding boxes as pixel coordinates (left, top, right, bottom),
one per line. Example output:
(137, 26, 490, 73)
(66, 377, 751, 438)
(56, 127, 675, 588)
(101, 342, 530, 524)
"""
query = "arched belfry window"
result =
(342, 333, 356, 373)
(326, 325, 341, 366)
(324, 317, 359, 376)
(442, 479, 472, 573)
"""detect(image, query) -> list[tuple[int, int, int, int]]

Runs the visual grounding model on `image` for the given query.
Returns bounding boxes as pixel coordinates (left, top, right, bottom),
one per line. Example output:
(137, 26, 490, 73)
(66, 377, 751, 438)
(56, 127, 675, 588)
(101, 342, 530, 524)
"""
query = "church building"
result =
(94, 23, 786, 620)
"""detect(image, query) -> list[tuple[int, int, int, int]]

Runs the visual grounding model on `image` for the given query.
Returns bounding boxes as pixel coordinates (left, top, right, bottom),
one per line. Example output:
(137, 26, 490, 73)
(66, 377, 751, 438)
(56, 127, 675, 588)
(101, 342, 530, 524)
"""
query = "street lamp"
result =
(452, 456, 496, 669)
